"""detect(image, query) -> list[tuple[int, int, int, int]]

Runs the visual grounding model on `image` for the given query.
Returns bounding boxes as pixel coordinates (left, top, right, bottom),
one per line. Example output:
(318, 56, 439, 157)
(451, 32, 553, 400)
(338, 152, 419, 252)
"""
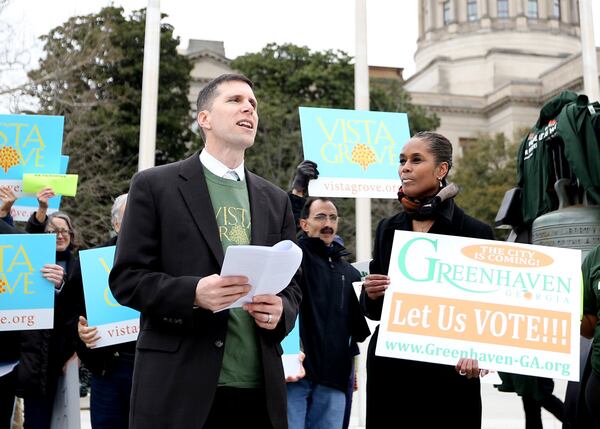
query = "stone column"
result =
(514, 0, 524, 16)
(418, 0, 426, 39)
(436, 0, 444, 28)
(480, 0, 492, 28)
(456, 0, 467, 22)
(429, 0, 437, 29)
(480, 0, 489, 17)
(538, 0, 548, 20)
(448, 0, 460, 32)
(561, 0, 571, 25)
(514, 0, 528, 29)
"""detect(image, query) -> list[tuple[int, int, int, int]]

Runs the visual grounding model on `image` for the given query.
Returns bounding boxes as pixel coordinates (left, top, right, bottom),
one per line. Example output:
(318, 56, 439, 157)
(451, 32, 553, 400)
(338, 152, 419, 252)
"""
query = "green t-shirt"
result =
(518, 93, 600, 225)
(204, 168, 262, 388)
(557, 97, 600, 206)
(583, 245, 600, 376)
(517, 120, 557, 225)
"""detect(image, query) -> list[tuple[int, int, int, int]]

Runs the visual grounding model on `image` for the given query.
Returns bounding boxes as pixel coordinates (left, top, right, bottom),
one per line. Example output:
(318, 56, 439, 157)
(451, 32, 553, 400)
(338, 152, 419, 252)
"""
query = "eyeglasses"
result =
(46, 228, 71, 236)
(312, 214, 338, 222)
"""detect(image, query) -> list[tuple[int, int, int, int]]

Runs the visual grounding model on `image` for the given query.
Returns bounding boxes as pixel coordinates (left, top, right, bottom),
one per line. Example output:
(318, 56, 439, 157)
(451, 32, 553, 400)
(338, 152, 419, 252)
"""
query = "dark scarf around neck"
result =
(397, 182, 459, 220)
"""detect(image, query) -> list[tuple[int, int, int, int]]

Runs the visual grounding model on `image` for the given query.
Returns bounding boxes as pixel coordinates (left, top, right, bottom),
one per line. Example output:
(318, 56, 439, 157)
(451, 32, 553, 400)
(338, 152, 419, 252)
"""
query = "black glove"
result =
(292, 160, 319, 195)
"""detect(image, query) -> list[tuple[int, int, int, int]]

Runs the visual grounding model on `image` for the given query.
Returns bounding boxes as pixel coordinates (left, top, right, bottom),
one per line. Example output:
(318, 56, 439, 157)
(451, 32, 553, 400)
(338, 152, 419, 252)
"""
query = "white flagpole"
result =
(355, 0, 370, 426)
(579, 0, 600, 101)
(138, 0, 161, 171)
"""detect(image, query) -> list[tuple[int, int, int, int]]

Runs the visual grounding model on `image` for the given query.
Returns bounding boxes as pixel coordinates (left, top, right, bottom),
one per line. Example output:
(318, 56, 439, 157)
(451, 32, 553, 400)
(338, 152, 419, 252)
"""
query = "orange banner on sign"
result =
(386, 292, 570, 353)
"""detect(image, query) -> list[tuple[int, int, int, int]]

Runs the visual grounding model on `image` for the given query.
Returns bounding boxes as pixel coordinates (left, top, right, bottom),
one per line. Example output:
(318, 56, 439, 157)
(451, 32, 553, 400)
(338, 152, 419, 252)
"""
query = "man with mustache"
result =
(287, 197, 370, 429)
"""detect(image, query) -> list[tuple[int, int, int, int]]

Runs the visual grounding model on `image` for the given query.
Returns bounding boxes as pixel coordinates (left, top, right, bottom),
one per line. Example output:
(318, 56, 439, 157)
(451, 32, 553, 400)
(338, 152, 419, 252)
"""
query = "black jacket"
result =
(298, 236, 370, 392)
(16, 250, 79, 397)
(0, 219, 21, 365)
(16, 213, 79, 397)
(360, 200, 494, 428)
(0, 332, 20, 363)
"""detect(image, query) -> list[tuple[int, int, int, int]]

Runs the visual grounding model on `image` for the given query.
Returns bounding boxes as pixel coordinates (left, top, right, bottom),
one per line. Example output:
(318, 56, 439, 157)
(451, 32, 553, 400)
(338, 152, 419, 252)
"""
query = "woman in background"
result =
(361, 132, 494, 428)
(18, 188, 80, 429)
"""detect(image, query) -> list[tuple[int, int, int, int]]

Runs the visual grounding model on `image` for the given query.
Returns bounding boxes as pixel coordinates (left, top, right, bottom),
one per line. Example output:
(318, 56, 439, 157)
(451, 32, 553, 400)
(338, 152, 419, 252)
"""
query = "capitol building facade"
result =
(405, 0, 597, 151)
(182, 0, 599, 151)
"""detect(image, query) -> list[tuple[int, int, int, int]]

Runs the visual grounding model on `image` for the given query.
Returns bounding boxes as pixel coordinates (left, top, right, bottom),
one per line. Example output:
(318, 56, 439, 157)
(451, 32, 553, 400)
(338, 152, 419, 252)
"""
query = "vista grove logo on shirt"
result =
(216, 206, 251, 245)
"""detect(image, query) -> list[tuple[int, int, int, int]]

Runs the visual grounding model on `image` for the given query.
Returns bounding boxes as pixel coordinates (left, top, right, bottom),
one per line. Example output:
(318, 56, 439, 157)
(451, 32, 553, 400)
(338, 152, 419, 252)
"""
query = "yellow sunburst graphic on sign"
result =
(351, 144, 376, 171)
(228, 224, 248, 245)
(0, 147, 20, 173)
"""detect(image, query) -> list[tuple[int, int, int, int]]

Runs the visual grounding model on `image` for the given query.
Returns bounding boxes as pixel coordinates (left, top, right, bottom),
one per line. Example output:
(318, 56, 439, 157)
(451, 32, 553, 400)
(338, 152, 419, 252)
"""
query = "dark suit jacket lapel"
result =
(246, 170, 268, 245)
(177, 153, 225, 267)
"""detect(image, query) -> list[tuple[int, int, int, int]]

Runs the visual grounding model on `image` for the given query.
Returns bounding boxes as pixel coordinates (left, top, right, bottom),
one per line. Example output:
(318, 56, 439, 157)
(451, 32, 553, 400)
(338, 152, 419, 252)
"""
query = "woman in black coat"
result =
(18, 188, 80, 429)
(361, 132, 494, 428)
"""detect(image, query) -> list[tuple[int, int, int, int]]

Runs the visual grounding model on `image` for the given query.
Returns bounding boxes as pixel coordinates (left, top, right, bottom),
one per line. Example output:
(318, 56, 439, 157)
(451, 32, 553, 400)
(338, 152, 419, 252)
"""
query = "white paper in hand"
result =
(219, 240, 302, 311)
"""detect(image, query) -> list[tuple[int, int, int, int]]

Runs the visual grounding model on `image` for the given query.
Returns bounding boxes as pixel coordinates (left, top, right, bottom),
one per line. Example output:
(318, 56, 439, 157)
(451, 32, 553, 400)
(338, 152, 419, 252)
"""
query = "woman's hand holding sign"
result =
(363, 274, 390, 300)
(455, 357, 488, 379)
(40, 263, 65, 289)
(78, 316, 101, 349)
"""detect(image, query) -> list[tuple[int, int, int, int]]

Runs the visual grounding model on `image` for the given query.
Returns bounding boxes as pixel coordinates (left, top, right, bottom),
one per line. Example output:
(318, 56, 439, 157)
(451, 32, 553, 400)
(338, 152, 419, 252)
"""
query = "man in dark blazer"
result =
(109, 73, 302, 429)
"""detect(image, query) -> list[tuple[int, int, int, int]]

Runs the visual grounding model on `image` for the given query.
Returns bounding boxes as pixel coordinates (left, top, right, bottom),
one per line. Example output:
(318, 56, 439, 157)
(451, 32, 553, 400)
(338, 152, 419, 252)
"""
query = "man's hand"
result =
(41, 263, 65, 289)
(363, 274, 390, 300)
(78, 316, 101, 349)
(291, 160, 319, 196)
(243, 294, 283, 330)
(194, 274, 251, 312)
(0, 186, 17, 218)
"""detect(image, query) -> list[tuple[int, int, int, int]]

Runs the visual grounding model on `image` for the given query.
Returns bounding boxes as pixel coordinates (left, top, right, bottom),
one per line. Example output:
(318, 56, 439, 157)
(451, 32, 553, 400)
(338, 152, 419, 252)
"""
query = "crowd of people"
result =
(0, 187, 131, 429)
(0, 73, 598, 429)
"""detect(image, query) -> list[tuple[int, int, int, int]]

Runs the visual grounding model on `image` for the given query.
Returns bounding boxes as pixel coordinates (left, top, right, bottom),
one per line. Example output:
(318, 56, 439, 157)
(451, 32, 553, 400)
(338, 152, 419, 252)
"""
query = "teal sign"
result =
(79, 246, 139, 327)
(0, 115, 64, 178)
(299, 107, 410, 179)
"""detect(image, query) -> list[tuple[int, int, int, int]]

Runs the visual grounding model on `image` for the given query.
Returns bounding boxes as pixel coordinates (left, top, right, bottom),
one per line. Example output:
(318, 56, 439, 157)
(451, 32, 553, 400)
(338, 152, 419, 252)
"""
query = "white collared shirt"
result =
(199, 149, 246, 181)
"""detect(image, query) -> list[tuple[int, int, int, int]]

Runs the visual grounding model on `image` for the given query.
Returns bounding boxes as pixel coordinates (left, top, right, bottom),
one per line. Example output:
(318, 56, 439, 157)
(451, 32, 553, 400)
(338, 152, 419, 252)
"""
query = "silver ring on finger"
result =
(459, 370, 467, 376)
(267, 313, 272, 324)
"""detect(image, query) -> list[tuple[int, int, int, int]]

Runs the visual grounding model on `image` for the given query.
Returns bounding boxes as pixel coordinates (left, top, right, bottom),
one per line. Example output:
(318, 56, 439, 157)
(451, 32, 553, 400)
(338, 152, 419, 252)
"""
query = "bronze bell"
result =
(532, 179, 600, 262)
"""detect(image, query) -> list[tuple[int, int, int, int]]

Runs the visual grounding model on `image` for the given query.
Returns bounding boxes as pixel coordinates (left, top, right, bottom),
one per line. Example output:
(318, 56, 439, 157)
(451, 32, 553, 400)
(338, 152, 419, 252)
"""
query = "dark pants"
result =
(342, 360, 354, 429)
(366, 328, 481, 429)
(522, 393, 564, 429)
(203, 387, 272, 429)
(90, 355, 134, 429)
(585, 371, 600, 429)
(23, 391, 57, 429)
(0, 371, 16, 429)
(564, 336, 593, 429)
